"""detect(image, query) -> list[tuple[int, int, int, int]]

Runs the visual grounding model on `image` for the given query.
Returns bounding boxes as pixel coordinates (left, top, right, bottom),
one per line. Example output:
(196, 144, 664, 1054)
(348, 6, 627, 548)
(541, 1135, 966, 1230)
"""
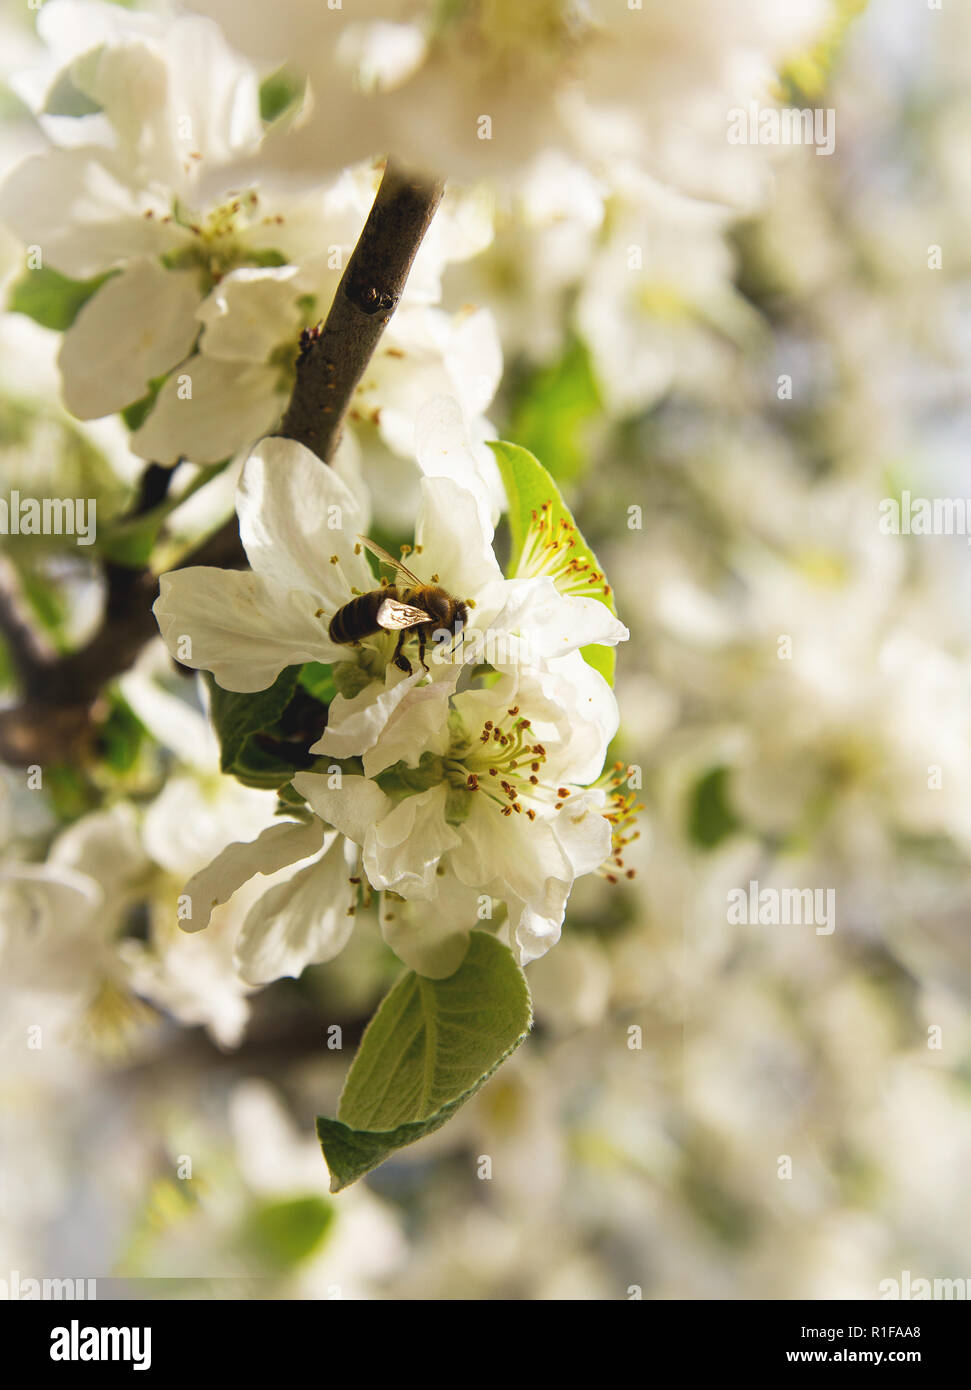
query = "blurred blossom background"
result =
(1, 0, 970, 1300)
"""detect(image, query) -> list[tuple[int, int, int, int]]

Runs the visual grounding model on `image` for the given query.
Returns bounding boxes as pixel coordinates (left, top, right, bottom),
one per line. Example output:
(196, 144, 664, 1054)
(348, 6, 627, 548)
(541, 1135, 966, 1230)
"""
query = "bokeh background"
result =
(2, 0, 970, 1299)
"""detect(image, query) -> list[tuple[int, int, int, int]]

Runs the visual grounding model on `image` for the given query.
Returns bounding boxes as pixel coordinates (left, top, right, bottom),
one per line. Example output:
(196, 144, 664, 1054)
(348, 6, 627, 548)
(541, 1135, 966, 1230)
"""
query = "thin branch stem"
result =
(277, 160, 445, 462)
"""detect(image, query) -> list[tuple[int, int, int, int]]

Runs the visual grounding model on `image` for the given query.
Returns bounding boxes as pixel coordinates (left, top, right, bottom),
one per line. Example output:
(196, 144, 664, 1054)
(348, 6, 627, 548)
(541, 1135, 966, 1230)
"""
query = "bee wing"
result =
(376, 597, 429, 631)
(358, 535, 422, 586)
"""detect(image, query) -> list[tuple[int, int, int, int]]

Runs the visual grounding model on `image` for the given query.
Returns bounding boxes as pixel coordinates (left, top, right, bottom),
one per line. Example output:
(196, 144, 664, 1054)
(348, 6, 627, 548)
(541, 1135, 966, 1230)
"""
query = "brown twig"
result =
(277, 160, 444, 462)
(0, 159, 445, 767)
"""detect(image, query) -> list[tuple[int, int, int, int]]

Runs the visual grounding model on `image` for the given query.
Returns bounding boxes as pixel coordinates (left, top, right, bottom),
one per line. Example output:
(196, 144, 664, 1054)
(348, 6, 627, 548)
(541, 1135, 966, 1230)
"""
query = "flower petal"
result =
(181, 818, 325, 933)
(154, 567, 338, 692)
(237, 436, 374, 602)
(131, 355, 284, 466)
(476, 575, 629, 665)
(363, 784, 461, 900)
(197, 266, 302, 363)
(380, 871, 478, 978)
(414, 393, 505, 525)
(411, 475, 503, 598)
(235, 832, 358, 984)
(59, 258, 201, 418)
(0, 147, 185, 279)
(309, 666, 422, 761)
(360, 668, 457, 778)
(291, 772, 391, 845)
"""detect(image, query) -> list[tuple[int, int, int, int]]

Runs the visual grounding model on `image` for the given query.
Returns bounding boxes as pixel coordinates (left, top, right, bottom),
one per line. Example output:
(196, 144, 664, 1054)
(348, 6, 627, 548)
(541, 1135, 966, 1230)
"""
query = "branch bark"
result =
(277, 160, 445, 462)
(0, 159, 445, 767)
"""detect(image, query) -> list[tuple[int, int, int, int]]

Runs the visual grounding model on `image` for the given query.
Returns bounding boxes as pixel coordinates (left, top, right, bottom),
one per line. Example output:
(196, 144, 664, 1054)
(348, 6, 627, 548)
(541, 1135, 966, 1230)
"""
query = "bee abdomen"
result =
(329, 590, 387, 645)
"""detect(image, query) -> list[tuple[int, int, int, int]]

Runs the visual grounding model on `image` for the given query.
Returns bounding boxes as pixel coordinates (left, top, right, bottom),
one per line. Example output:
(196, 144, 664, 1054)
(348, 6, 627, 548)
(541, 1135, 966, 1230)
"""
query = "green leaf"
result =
(43, 69, 103, 117)
(317, 932, 532, 1191)
(97, 694, 146, 774)
(259, 68, 305, 126)
(7, 265, 112, 332)
(507, 338, 602, 486)
(206, 666, 301, 772)
(489, 438, 619, 687)
(245, 1195, 334, 1270)
(298, 661, 337, 705)
(120, 374, 166, 433)
(688, 765, 741, 850)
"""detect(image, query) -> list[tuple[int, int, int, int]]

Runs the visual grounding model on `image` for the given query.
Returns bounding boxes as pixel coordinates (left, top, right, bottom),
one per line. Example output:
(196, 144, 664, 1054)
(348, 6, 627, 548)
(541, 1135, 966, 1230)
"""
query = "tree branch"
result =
(0, 159, 445, 767)
(277, 159, 444, 462)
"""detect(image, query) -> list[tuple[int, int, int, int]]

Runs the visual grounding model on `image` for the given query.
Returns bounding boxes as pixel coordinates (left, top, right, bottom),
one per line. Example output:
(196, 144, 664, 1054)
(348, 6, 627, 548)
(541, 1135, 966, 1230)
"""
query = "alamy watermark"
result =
(727, 880, 836, 935)
(879, 1270, 968, 1300)
(0, 492, 96, 546)
(879, 492, 971, 542)
(727, 101, 836, 157)
(0, 1269, 96, 1299)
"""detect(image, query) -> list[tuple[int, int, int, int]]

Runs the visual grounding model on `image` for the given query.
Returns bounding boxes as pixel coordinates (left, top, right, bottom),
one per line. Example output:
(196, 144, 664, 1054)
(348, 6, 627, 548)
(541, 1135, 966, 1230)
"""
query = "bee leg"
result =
(392, 630, 412, 675)
(417, 631, 429, 673)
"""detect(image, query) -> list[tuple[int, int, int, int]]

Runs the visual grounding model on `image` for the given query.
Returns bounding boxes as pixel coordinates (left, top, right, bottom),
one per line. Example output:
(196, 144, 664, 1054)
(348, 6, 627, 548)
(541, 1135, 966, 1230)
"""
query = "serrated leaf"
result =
(318, 932, 532, 1191)
(489, 438, 619, 687)
(7, 266, 112, 332)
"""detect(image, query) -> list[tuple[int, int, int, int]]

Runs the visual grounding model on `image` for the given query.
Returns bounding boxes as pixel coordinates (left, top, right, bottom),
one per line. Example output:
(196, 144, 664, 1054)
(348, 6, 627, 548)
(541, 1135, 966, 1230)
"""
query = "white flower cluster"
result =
(0, 0, 499, 478)
(154, 406, 629, 980)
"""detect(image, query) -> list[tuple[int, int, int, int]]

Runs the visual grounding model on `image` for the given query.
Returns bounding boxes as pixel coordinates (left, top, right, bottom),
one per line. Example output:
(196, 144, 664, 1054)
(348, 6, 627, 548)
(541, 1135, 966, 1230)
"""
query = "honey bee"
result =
(328, 537, 469, 675)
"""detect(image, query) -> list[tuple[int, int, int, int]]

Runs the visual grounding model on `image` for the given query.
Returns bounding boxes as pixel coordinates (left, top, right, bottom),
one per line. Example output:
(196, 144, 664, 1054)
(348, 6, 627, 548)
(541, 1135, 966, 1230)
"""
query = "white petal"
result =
(153, 15, 263, 172)
(414, 394, 505, 524)
(451, 797, 571, 907)
(235, 833, 357, 984)
(360, 668, 457, 778)
(182, 819, 325, 933)
(291, 772, 391, 846)
(535, 653, 619, 785)
(197, 266, 302, 363)
(154, 567, 338, 692)
(0, 147, 185, 279)
(237, 437, 373, 602)
(381, 873, 478, 979)
(131, 355, 284, 466)
(50, 802, 147, 894)
(411, 475, 502, 598)
(142, 774, 278, 878)
(506, 883, 571, 965)
(58, 258, 201, 418)
(363, 785, 460, 900)
(477, 576, 629, 665)
(310, 667, 421, 761)
(550, 789, 612, 878)
(118, 649, 219, 770)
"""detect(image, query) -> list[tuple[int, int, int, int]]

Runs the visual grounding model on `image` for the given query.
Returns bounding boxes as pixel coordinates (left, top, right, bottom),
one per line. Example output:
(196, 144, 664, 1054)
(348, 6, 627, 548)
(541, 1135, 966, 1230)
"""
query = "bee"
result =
(328, 537, 469, 675)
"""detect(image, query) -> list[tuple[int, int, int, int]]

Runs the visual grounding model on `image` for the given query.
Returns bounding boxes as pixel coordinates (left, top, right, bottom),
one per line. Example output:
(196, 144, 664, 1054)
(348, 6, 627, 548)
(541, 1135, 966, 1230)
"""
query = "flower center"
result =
(161, 190, 288, 286)
(447, 705, 562, 821)
(519, 502, 611, 601)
